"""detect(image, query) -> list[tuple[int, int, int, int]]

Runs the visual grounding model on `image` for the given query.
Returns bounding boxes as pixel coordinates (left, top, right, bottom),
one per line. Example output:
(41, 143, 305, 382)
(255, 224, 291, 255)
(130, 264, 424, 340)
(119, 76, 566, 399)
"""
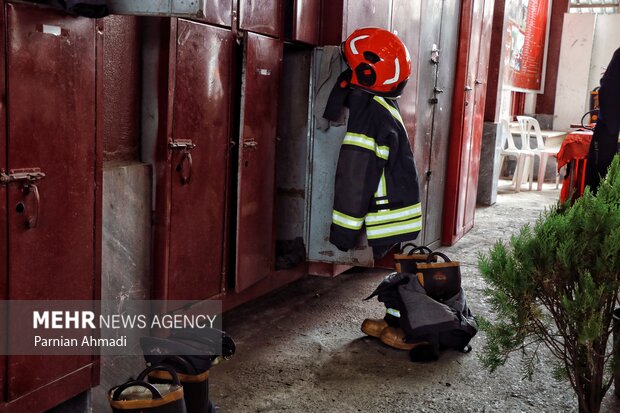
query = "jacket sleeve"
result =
(329, 103, 392, 251)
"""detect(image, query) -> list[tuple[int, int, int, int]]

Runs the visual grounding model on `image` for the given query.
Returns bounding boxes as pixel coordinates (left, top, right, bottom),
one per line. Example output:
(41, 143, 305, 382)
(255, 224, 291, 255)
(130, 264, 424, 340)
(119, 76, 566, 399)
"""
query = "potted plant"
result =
(478, 156, 620, 413)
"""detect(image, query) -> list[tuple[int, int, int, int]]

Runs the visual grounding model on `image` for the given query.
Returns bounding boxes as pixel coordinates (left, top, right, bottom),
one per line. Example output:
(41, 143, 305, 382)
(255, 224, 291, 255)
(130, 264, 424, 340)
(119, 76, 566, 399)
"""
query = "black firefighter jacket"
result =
(586, 47, 620, 191)
(329, 90, 422, 250)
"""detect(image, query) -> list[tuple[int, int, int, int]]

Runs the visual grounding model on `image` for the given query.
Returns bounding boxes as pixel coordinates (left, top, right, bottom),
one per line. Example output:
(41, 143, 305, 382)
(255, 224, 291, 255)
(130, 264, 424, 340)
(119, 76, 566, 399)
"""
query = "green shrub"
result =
(478, 155, 620, 413)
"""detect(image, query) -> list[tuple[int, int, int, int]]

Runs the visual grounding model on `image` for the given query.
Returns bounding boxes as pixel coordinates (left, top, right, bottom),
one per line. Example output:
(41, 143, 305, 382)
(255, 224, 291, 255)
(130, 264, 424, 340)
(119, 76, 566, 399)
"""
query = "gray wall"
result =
(92, 163, 152, 413)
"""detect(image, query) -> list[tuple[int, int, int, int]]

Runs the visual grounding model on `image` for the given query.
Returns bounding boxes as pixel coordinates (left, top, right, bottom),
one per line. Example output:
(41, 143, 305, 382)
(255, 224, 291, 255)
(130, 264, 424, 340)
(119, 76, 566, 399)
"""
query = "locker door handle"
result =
(23, 183, 40, 229)
(179, 151, 193, 185)
(169, 140, 196, 185)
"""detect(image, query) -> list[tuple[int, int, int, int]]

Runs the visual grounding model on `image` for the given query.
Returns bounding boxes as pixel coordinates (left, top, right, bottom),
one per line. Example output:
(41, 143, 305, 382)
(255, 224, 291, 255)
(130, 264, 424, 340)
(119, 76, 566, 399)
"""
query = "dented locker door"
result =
(200, 0, 233, 27)
(239, 0, 281, 37)
(5, 3, 97, 400)
(236, 33, 282, 292)
(167, 20, 234, 300)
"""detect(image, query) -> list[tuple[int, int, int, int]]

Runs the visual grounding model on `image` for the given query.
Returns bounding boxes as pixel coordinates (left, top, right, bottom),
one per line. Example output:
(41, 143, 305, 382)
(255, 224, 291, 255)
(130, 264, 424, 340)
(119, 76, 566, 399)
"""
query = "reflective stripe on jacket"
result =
(330, 91, 422, 250)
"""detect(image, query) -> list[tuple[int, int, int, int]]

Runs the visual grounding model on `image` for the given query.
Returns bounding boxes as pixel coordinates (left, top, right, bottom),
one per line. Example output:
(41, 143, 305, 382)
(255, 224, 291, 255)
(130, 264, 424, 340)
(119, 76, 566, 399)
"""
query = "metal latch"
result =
(169, 139, 196, 185)
(1, 168, 46, 229)
(0, 169, 46, 184)
(430, 44, 440, 64)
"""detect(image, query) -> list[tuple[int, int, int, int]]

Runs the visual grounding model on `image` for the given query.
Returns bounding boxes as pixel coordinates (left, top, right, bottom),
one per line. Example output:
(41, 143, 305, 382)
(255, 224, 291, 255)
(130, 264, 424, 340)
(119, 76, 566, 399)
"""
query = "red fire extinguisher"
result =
(590, 86, 600, 123)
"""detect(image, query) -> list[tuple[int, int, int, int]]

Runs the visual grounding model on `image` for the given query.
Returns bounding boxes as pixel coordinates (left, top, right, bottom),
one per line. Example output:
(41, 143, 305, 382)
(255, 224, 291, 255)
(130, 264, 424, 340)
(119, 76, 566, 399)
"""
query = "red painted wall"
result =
(103, 15, 141, 163)
(535, 0, 569, 114)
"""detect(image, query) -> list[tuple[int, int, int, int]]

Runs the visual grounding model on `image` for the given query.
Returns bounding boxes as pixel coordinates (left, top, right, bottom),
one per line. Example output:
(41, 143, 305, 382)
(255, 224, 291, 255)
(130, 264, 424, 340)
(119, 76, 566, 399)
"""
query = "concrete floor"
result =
(209, 181, 620, 413)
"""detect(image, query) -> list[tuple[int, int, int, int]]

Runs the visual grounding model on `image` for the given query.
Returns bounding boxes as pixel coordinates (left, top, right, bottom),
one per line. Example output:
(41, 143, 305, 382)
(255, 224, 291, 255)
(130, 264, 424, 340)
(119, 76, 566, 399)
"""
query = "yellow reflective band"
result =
(366, 217, 422, 239)
(373, 96, 405, 130)
(366, 203, 422, 225)
(386, 308, 401, 318)
(374, 171, 387, 198)
(343, 133, 390, 160)
(332, 210, 364, 230)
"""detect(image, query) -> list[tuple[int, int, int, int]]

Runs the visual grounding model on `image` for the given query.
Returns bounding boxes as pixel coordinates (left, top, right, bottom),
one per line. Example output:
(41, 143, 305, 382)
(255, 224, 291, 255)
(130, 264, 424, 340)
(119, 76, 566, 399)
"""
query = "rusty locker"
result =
(239, 0, 281, 37)
(156, 19, 235, 301)
(1, 2, 100, 410)
(413, 0, 461, 248)
(442, 0, 494, 245)
(235, 33, 282, 292)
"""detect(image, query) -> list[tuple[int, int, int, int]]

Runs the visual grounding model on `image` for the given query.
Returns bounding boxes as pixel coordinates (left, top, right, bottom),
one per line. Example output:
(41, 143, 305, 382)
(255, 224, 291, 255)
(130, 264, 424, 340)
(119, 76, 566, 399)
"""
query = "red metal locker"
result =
(291, 0, 320, 44)
(4, 2, 98, 405)
(166, 20, 234, 300)
(239, 0, 281, 37)
(464, 0, 494, 227)
(236, 33, 282, 292)
(442, 0, 494, 245)
(200, 0, 233, 28)
(0, 0, 6, 400)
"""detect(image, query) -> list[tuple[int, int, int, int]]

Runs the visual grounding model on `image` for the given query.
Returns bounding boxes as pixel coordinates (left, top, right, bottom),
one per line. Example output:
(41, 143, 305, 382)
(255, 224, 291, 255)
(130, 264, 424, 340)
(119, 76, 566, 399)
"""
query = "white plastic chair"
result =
(516, 116, 560, 191)
(499, 118, 534, 192)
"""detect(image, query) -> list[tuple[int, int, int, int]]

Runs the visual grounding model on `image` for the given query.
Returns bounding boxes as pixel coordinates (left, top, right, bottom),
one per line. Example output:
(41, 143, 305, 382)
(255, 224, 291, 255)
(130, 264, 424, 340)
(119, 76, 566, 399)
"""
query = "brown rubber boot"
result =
(361, 318, 389, 338)
(380, 326, 417, 350)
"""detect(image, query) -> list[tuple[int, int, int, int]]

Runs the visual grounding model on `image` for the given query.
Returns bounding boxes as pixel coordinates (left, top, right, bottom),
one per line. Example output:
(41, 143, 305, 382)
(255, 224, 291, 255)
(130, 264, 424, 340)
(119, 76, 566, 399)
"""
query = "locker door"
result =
(236, 33, 282, 292)
(442, 0, 494, 245)
(0, 1, 6, 399)
(344, 0, 393, 36)
(291, 0, 320, 45)
(413, 0, 460, 248)
(167, 20, 234, 300)
(201, 0, 233, 27)
(239, 0, 281, 37)
(5, 3, 97, 400)
(464, 0, 494, 230)
(391, 0, 422, 141)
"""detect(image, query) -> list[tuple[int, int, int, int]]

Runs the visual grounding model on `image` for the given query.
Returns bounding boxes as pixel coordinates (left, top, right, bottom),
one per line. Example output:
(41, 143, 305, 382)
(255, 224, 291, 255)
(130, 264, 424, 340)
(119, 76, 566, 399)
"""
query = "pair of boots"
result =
(361, 318, 418, 350)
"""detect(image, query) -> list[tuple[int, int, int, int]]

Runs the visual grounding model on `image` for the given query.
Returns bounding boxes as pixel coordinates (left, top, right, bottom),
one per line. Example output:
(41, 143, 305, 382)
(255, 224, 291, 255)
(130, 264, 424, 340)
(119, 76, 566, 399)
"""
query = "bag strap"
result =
(111, 381, 162, 401)
(159, 355, 198, 376)
(408, 246, 433, 256)
(137, 364, 182, 386)
(399, 243, 418, 254)
(426, 251, 451, 263)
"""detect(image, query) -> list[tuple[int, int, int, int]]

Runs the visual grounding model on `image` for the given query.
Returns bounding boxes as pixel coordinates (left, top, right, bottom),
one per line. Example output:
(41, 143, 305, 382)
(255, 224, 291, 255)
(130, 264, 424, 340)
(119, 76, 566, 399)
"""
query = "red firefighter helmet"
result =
(342, 27, 412, 98)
